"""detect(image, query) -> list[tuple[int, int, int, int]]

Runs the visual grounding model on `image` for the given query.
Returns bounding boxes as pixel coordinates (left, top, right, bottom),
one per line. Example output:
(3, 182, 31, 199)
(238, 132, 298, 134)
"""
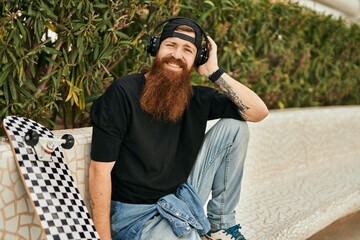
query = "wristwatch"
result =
(208, 67, 225, 83)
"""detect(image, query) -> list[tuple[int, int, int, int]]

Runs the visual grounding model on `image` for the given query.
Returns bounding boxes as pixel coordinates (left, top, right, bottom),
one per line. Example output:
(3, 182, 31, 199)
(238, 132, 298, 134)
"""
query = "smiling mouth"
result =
(167, 62, 182, 69)
(161, 56, 187, 70)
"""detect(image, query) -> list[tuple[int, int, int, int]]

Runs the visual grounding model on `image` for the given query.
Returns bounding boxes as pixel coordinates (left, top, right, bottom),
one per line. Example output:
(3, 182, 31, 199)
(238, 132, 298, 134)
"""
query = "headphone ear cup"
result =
(147, 36, 160, 56)
(196, 47, 209, 66)
(202, 47, 209, 65)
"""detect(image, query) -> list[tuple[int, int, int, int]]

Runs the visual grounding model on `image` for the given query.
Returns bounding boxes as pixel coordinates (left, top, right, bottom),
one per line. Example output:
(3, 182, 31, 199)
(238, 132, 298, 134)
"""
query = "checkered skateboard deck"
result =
(2, 116, 99, 240)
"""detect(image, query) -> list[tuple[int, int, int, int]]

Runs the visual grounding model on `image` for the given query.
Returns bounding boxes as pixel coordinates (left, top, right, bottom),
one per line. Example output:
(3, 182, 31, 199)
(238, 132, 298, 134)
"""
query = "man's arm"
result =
(197, 36, 268, 122)
(89, 160, 116, 240)
(213, 73, 268, 121)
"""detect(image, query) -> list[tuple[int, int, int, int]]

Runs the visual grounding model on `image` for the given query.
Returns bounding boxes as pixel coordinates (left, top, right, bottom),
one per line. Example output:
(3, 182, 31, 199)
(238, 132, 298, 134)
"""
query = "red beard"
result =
(140, 55, 193, 122)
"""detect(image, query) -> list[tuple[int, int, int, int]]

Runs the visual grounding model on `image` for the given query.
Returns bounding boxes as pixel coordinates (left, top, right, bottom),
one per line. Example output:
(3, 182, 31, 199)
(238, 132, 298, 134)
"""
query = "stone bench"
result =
(1, 106, 359, 239)
(234, 106, 360, 239)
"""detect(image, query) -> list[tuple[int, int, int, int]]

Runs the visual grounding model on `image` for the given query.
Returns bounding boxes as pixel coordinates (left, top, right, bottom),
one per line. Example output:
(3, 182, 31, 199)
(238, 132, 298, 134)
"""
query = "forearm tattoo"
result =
(215, 76, 250, 118)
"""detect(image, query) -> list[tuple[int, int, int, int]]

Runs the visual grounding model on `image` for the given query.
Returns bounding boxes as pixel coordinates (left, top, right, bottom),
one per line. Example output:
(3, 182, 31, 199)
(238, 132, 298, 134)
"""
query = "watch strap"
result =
(208, 67, 225, 83)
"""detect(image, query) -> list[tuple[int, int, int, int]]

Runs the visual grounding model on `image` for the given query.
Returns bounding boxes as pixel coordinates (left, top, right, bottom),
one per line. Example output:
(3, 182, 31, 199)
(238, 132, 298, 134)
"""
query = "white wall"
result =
(290, 0, 360, 23)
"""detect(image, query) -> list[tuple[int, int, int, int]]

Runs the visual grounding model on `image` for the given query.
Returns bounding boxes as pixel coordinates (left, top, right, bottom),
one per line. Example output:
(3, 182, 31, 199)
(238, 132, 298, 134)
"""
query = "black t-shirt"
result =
(90, 73, 243, 204)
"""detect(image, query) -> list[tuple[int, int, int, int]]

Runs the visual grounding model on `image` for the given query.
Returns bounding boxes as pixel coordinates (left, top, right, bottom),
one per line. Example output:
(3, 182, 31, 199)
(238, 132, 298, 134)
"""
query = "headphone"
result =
(146, 17, 209, 66)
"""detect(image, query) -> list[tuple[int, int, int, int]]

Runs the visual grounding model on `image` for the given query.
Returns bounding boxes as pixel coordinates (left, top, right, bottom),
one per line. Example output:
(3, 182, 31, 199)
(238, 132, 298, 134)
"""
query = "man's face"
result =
(140, 29, 196, 123)
(139, 28, 197, 123)
(156, 29, 197, 72)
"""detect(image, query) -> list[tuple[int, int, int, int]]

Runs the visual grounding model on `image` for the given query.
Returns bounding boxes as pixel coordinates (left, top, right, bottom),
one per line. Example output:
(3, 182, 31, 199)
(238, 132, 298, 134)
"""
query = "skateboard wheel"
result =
(24, 130, 39, 147)
(61, 134, 74, 149)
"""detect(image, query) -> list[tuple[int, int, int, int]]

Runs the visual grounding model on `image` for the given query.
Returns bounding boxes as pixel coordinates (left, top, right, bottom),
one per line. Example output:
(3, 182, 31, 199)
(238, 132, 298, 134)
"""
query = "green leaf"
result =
(24, 78, 37, 92)
(34, 19, 42, 42)
(44, 56, 58, 66)
(204, 0, 215, 8)
(8, 77, 17, 101)
(16, 18, 27, 38)
(3, 80, 9, 102)
(0, 63, 12, 86)
(115, 31, 130, 39)
(85, 93, 102, 103)
(93, 42, 100, 61)
(17, 85, 35, 99)
(6, 50, 18, 70)
(43, 47, 62, 55)
(39, 0, 57, 21)
(0, 105, 9, 118)
(94, 4, 108, 9)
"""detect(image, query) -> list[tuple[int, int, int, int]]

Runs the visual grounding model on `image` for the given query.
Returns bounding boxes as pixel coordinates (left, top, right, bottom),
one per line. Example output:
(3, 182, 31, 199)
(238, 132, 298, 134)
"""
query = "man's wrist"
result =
(208, 67, 225, 83)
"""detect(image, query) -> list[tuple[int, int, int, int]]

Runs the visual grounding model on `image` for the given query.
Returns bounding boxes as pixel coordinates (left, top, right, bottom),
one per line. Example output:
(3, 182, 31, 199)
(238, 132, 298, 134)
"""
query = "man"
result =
(89, 17, 268, 240)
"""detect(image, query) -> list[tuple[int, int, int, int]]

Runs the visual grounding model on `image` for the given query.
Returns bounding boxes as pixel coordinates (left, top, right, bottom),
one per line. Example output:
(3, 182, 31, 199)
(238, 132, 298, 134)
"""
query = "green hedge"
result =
(1, 0, 359, 130)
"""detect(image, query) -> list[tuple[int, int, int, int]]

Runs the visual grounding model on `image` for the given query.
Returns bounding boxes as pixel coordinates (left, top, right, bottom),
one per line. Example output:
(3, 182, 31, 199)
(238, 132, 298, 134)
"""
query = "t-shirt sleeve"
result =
(202, 87, 245, 121)
(90, 83, 130, 162)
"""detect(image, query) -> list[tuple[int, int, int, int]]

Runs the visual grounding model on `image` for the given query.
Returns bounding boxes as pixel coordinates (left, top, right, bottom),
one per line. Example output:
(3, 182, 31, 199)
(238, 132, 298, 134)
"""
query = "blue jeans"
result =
(110, 182, 210, 240)
(113, 119, 249, 240)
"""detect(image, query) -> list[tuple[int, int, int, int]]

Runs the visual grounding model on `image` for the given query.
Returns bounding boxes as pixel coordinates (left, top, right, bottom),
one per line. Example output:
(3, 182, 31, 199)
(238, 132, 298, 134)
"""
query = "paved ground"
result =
(308, 211, 360, 240)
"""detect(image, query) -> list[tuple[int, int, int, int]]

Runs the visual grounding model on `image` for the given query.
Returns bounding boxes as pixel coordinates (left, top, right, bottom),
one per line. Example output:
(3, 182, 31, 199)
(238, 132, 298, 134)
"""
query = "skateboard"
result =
(2, 115, 99, 240)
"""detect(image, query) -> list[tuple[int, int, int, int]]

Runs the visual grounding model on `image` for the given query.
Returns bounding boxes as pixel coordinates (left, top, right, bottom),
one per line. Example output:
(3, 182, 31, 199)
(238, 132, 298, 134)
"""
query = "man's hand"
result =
(197, 36, 220, 77)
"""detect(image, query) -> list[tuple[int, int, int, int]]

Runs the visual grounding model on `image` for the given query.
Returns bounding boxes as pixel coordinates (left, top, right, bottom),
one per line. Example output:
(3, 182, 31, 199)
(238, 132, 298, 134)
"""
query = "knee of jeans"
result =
(238, 120, 250, 140)
(219, 119, 250, 140)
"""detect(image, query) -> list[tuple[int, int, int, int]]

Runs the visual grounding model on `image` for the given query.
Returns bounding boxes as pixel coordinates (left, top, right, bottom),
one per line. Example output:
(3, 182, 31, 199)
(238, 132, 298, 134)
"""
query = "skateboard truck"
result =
(24, 130, 75, 161)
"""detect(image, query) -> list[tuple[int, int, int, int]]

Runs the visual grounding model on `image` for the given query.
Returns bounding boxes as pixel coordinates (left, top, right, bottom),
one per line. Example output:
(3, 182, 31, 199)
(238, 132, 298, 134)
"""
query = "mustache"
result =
(161, 55, 187, 69)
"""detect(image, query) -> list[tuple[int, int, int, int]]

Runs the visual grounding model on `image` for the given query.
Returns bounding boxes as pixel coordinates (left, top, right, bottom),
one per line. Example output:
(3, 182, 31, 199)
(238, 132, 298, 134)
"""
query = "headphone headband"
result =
(146, 17, 209, 66)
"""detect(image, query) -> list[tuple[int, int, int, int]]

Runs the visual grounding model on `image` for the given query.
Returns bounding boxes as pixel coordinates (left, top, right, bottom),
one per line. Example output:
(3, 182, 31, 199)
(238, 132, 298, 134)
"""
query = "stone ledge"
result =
(1, 106, 359, 239)
(236, 106, 360, 239)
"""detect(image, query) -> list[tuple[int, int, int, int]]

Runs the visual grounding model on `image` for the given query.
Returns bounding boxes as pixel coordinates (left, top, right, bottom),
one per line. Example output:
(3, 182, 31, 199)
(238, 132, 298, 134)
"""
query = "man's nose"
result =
(171, 48, 183, 59)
